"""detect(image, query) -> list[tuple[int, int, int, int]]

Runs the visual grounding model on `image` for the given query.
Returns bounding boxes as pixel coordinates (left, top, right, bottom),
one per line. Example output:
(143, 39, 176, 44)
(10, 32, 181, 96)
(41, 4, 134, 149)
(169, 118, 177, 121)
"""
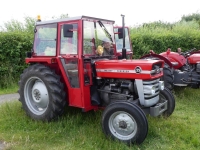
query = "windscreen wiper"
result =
(97, 21, 113, 43)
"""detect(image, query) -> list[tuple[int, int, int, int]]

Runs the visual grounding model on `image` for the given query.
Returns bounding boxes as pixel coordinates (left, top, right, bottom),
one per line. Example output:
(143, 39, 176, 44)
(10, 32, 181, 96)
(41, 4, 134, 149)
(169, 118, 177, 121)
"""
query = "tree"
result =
(52, 14, 69, 19)
(1, 14, 69, 33)
(1, 16, 35, 33)
(181, 13, 200, 22)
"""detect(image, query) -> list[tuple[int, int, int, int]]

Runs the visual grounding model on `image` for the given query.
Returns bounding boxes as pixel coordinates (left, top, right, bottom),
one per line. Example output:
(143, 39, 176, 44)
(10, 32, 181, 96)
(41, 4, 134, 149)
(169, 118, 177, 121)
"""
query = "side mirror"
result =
(118, 28, 123, 39)
(63, 24, 73, 37)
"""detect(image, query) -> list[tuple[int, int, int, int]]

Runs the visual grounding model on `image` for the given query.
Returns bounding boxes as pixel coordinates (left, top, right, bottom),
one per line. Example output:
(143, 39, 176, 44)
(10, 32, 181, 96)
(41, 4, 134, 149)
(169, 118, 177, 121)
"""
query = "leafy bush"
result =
(0, 32, 33, 88)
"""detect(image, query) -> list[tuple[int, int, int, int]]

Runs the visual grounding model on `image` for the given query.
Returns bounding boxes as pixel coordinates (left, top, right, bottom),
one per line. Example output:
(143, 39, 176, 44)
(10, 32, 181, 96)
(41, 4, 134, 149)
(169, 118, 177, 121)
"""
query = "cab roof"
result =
(36, 16, 115, 25)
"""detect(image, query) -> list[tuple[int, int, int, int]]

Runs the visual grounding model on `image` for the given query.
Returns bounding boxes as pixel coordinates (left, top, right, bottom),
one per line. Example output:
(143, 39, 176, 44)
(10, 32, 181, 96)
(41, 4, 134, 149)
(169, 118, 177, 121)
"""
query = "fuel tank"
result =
(95, 59, 164, 80)
(187, 53, 200, 64)
(159, 51, 186, 69)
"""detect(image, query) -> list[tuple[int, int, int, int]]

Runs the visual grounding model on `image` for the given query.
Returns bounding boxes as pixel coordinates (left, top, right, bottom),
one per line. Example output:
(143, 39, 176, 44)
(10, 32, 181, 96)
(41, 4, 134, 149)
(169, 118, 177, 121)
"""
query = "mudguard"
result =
(140, 53, 173, 68)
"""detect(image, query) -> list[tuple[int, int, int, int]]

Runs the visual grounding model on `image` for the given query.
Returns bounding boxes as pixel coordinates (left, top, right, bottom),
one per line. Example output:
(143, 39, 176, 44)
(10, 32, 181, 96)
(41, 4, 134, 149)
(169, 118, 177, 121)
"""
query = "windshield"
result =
(114, 28, 131, 52)
(83, 20, 115, 56)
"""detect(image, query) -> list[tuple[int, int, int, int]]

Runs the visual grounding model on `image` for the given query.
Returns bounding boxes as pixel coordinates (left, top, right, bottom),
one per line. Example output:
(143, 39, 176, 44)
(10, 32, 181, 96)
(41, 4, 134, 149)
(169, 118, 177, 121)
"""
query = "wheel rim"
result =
(108, 111, 137, 140)
(24, 77, 49, 115)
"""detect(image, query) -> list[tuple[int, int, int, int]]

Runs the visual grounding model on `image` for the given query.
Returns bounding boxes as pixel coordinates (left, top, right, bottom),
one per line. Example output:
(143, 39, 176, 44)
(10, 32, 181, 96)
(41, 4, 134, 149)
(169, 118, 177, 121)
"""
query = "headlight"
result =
(151, 86, 156, 95)
(159, 81, 164, 90)
(143, 85, 156, 95)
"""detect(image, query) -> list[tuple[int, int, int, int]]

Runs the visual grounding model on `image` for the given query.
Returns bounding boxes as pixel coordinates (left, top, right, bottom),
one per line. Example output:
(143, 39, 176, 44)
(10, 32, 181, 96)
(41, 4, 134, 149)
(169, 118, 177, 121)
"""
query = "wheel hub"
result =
(33, 89, 41, 101)
(110, 112, 137, 139)
(119, 121, 127, 129)
(31, 81, 49, 108)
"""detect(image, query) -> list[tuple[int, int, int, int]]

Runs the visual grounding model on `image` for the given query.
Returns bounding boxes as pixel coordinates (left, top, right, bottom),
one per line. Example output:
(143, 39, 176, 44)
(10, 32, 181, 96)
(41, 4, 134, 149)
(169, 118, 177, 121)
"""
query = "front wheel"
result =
(102, 101, 148, 145)
(18, 64, 66, 121)
(160, 88, 175, 117)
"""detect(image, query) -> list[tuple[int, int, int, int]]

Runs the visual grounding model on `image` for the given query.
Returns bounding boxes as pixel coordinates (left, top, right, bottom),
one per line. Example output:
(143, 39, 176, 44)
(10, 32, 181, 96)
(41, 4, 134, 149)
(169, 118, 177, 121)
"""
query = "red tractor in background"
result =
(140, 48, 200, 90)
(114, 26, 133, 59)
(18, 15, 175, 145)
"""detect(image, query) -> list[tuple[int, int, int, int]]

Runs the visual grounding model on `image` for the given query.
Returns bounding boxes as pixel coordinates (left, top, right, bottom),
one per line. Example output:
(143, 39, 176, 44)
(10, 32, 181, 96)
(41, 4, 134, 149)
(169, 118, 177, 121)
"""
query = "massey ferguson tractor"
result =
(140, 48, 200, 90)
(18, 15, 175, 145)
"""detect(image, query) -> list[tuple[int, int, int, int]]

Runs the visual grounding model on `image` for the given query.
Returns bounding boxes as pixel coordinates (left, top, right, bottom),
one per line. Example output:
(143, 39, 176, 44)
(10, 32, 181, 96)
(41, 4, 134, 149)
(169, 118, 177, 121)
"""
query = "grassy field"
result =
(0, 87, 200, 150)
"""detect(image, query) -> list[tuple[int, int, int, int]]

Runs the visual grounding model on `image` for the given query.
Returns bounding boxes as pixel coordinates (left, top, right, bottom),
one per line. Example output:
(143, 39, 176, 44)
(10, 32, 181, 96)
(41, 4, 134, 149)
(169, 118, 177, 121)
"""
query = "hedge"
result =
(0, 32, 33, 88)
(130, 32, 200, 58)
(130, 21, 200, 58)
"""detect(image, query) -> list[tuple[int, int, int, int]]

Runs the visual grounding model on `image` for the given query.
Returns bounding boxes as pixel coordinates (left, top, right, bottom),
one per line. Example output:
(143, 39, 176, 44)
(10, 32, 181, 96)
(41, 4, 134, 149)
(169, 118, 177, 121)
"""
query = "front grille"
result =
(143, 78, 160, 99)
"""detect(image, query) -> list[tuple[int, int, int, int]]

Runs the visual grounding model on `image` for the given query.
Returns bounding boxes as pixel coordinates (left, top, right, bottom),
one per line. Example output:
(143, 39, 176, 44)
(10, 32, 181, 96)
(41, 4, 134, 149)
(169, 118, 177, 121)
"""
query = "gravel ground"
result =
(0, 93, 19, 104)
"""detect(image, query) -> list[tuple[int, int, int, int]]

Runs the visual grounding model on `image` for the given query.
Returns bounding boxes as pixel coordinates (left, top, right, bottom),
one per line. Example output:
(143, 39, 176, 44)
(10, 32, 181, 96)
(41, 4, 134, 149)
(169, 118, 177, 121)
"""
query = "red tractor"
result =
(18, 15, 175, 145)
(141, 48, 200, 90)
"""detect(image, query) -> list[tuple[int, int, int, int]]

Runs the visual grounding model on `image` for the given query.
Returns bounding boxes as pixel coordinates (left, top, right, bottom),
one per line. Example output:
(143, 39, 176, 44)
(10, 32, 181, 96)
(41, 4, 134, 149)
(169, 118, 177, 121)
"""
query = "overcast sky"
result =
(0, 0, 200, 27)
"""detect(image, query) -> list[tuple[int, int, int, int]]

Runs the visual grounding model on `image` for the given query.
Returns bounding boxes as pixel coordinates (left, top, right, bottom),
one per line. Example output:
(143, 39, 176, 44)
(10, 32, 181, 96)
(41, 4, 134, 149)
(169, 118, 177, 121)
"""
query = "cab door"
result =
(58, 23, 83, 107)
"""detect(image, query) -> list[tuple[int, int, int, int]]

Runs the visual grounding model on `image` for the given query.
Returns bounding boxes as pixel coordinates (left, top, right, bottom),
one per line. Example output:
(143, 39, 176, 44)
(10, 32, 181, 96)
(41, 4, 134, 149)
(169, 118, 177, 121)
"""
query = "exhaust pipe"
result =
(121, 14, 126, 59)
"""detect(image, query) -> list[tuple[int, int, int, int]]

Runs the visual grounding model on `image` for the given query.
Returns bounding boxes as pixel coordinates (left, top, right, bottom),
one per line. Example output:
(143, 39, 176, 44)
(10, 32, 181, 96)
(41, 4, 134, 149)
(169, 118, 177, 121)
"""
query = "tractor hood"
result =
(95, 59, 164, 80)
(160, 51, 186, 69)
(188, 53, 200, 64)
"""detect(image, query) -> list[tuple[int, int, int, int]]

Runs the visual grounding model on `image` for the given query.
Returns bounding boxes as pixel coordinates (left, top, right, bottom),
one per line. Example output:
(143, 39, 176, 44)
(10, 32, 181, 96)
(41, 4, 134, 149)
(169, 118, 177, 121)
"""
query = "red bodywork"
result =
(187, 53, 200, 64)
(95, 59, 163, 79)
(159, 51, 186, 69)
(142, 49, 200, 69)
(159, 50, 200, 68)
(26, 56, 164, 112)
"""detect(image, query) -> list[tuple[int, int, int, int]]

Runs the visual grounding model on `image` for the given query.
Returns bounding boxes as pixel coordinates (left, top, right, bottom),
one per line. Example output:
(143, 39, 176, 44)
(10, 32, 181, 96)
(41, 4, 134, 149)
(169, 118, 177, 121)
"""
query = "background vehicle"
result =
(141, 48, 200, 90)
(18, 15, 175, 145)
(114, 26, 133, 59)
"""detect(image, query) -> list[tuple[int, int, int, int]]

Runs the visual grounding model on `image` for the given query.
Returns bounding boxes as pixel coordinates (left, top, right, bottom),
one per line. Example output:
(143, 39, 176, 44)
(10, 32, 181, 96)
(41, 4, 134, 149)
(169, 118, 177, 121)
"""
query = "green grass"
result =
(0, 84, 18, 95)
(0, 87, 200, 150)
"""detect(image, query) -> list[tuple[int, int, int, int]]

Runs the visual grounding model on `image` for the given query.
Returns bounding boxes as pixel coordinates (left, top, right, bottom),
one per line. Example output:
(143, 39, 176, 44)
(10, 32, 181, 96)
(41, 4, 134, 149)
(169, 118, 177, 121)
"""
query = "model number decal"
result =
(96, 69, 151, 74)
(97, 69, 131, 73)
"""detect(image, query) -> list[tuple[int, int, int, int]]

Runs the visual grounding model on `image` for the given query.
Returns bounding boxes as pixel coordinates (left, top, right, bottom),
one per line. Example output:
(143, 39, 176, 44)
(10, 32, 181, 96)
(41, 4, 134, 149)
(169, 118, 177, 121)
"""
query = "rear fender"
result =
(140, 54, 173, 68)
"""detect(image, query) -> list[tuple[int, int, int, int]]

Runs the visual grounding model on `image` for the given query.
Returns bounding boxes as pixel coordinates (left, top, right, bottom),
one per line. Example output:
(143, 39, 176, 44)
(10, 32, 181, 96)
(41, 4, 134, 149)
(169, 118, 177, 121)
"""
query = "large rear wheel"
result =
(18, 64, 66, 121)
(102, 101, 148, 145)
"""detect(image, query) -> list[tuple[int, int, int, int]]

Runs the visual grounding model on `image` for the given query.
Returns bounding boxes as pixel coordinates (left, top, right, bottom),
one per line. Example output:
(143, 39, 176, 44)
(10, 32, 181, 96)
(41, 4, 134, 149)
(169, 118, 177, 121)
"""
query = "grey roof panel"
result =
(36, 16, 115, 25)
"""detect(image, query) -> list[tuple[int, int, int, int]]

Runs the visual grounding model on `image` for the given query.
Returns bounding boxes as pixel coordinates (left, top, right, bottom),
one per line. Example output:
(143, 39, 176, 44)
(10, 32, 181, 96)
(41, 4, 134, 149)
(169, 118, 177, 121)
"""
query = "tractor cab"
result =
(27, 16, 121, 111)
(32, 16, 117, 58)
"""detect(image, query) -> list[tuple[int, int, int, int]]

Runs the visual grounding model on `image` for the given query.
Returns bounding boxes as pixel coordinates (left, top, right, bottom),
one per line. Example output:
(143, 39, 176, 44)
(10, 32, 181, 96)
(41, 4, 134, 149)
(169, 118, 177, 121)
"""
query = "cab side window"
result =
(60, 24, 78, 55)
